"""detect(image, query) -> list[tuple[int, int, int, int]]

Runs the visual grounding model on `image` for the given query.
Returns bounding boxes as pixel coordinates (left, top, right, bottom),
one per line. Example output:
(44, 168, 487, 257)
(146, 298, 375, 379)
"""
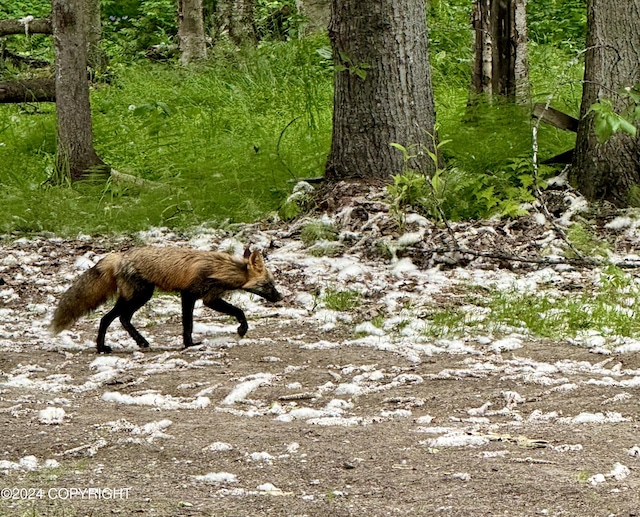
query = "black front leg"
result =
(203, 297, 249, 337)
(181, 292, 199, 347)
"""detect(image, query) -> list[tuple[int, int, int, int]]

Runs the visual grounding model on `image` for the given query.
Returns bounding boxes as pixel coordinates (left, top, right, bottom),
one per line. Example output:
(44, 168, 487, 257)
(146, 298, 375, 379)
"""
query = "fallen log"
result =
(532, 103, 579, 132)
(0, 18, 52, 37)
(0, 77, 55, 102)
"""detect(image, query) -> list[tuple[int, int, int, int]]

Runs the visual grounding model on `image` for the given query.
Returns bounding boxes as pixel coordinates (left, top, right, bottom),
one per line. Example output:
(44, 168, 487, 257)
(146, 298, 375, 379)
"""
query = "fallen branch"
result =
(0, 18, 52, 37)
(109, 169, 160, 188)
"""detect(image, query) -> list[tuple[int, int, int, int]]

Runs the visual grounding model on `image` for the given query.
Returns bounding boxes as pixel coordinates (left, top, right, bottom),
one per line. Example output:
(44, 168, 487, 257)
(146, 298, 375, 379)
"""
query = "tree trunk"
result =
(569, 0, 640, 206)
(52, 0, 105, 181)
(471, 0, 528, 102)
(0, 18, 52, 37)
(84, 0, 106, 72)
(0, 78, 55, 102)
(296, 0, 330, 36)
(178, 0, 207, 65)
(215, 0, 256, 46)
(325, 0, 437, 182)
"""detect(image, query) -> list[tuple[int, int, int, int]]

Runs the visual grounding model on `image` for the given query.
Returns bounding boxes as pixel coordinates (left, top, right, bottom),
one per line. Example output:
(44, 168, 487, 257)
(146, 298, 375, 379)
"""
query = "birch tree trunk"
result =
(326, 0, 437, 181)
(569, 0, 640, 206)
(178, 0, 207, 65)
(52, 0, 105, 181)
(471, 0, 529, 102)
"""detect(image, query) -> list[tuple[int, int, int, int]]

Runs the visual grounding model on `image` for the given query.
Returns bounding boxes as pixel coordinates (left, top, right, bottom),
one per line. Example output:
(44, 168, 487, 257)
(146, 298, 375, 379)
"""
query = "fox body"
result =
(50, 247, 282, 353)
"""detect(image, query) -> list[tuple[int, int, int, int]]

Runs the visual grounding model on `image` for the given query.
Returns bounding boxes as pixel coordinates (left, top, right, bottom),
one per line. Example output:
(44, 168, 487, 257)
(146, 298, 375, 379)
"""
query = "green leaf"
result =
(618, 118, 638, 138)
(354, 68, 367, 80)
(594, 115, 613, 143)
(156, 101, 172, 117)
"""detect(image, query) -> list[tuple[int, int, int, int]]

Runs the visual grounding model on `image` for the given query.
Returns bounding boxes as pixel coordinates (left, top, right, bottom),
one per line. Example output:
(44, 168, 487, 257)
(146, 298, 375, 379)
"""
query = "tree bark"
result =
(296, 0, 330, 36)
(214, 0, 257, 46)
(83, 0, 106, 71)
(0, 78, 55, 102)
(0, 18, 52, 37)
(178, 0, 207, 65)
(52, 0, 105, 181)
(569, 0, 640, 206)
(326, 0, 437, 182)
(471, 0, 529, 102)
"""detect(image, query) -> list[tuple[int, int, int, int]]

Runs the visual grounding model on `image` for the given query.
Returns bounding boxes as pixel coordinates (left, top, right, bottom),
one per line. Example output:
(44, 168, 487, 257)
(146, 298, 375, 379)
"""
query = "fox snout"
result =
(245, 282, 283, 303)
(267, 288, 283, 303)
(248, 285, 283, 303)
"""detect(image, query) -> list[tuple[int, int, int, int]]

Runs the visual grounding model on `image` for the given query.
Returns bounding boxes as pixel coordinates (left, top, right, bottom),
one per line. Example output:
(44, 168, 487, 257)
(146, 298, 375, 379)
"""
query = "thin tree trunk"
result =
(178, 0, 207, 64)
(295, 0, 330, 36)
(52, 0, 105, 181)
(84, 0, 106, 72)
(214, 0, 256, 45)
(569, 0, 640, 206)
(471, 0, 492, 96)
(326, 0, 437, 181)
(231, 0, 257, 44)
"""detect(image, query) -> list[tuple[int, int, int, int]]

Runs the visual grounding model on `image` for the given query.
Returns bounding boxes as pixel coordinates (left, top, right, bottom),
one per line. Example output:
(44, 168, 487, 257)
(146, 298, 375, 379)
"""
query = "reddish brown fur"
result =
(50, 247, 280, 347)
(115, 248, 251, 299)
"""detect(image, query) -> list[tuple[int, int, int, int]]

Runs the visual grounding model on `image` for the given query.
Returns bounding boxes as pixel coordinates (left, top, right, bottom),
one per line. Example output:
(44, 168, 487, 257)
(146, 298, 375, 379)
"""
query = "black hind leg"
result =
(96, 286, 154, 353)
(119, 285, 155, 349)
(97, 302, 123, 353)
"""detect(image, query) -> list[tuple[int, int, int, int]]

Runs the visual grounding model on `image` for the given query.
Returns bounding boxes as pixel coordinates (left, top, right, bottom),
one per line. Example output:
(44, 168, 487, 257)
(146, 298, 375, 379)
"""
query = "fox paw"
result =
(97, 345, 112, 354)
(237, 322, 248, 337)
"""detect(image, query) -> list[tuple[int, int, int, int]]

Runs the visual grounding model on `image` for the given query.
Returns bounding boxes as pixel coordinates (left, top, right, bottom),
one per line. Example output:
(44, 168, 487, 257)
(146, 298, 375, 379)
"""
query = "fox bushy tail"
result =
(50, 256, 119, 334)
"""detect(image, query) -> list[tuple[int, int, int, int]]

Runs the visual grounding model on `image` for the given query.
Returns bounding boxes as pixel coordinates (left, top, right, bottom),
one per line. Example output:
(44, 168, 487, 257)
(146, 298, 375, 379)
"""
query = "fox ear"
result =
(248, 250, 264, 272)
(243, 247, 251, 260)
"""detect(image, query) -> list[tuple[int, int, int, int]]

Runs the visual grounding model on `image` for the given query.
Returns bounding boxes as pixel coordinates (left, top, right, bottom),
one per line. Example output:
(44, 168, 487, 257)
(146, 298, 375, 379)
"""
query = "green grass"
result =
(0, 3, 587, 236)
(0, 37, 333, 235)
(421, 266, 640, 341)
(322, 288, 361, 312)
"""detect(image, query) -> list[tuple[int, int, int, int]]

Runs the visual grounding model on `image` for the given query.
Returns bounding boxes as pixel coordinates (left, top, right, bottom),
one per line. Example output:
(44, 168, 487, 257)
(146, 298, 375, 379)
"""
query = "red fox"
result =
(50, 247, 282, 353)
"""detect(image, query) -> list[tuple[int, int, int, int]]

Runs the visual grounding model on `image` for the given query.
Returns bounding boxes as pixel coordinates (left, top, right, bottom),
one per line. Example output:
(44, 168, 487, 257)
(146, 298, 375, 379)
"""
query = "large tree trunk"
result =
(52, 0, 105, 181)
(569, 0, 640, 206)
(471, 0, 528, 102)
(178, 0, 207, 65)
(325, 0, 437, 181)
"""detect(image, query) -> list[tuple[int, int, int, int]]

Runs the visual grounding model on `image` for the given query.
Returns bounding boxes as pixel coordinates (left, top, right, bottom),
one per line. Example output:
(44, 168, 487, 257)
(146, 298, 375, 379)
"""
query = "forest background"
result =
(0, 0, 585, 235)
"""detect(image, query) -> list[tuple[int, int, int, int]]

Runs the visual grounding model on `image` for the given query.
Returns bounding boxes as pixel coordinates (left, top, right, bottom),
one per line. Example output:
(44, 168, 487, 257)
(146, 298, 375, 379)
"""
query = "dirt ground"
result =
(3, 194, 640, 516)
(1, 318, 640, 516)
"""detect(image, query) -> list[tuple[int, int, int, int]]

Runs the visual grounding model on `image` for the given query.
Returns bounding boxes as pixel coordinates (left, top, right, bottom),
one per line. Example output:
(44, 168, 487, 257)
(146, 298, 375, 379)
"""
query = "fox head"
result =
(242, 249, 283, 303)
